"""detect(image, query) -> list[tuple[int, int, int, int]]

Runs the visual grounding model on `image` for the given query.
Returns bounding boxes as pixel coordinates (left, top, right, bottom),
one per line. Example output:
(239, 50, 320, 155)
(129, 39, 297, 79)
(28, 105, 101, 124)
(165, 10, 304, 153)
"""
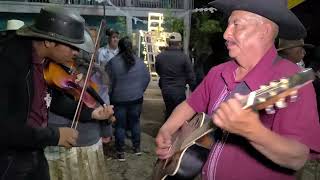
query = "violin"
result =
(43, 61, 105, 109)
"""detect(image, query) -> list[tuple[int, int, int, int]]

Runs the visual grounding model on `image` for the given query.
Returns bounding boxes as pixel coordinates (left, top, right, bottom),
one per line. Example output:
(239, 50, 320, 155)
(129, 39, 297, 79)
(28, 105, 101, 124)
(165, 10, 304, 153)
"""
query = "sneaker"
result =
(133, 147, 142, 156)
(117, 152, 126, 161)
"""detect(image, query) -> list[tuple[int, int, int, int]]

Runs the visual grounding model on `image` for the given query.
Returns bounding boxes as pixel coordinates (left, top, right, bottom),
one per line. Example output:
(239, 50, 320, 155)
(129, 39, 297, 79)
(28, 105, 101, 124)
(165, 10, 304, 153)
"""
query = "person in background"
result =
(0, 6, 84, 180)
(277, 40, 320, 180)
(155, 0, 320, 179)
(106, 37, 150, 161)
(96, 28, 120, 145)
(0, 19, 24, 37)
(97, 28, 119, 67)
(0, 19, 25, 54)
(78, 26, 115, 153)
(277, 38, 314, 69)
(155, 32, 196, 120)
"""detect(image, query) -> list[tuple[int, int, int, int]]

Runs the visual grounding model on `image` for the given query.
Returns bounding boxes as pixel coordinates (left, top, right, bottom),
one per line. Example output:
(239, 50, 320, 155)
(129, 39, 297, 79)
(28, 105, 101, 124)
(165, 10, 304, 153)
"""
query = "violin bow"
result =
(71, 19, 106, 130)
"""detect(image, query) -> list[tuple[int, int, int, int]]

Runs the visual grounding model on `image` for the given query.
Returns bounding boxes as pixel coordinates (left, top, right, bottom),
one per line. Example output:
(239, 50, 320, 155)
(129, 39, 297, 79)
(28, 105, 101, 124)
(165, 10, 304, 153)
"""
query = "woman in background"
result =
(106, 37, 150, 161)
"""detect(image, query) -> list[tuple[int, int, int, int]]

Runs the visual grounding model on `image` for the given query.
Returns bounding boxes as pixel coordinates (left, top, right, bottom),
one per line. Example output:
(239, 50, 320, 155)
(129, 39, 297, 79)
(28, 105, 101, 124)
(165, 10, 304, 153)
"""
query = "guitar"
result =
(152, 68, 315, 180)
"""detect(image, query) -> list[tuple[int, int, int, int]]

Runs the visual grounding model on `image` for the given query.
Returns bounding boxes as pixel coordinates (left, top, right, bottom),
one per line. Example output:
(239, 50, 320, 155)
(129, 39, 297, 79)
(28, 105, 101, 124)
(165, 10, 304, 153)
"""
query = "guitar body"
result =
(153, 113, 214, 180)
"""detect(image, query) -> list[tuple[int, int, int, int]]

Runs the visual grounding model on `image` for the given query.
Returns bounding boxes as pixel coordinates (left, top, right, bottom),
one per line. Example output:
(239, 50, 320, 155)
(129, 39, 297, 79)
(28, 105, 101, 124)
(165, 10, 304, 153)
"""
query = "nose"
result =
(223, 25, 232, 40)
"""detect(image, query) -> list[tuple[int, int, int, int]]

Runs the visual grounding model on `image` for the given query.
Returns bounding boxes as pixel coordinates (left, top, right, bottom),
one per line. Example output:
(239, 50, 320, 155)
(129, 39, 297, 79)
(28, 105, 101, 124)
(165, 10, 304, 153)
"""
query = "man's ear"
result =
(43, 40, 56, 48)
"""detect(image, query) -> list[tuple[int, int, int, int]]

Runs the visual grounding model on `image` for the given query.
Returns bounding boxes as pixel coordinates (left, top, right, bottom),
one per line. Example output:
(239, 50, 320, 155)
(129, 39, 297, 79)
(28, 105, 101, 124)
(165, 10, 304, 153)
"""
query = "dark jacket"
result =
(0, 34, 59, 153)
(155, 47, 196, 91)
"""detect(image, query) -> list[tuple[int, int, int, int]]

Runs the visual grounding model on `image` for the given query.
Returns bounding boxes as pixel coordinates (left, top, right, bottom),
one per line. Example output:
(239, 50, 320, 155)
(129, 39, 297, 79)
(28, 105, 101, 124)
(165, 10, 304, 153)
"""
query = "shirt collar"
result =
(221, 45, 278, 92)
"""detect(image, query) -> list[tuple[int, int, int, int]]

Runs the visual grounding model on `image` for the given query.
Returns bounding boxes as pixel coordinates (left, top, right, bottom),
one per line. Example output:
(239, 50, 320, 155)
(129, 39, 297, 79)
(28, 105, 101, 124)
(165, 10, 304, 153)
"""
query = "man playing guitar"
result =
(155, 0, 320, 179)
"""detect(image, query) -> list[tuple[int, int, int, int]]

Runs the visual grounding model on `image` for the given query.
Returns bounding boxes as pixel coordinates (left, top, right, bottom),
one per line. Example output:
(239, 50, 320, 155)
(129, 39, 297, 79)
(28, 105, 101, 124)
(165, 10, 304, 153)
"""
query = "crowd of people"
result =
(1, 0, 320, 180)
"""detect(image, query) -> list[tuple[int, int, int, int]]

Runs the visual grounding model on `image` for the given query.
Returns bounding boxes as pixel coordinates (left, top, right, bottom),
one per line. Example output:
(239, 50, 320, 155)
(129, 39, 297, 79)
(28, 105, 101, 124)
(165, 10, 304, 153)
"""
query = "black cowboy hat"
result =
(209, 0, 307, 40)
(17, 6, 94, 53)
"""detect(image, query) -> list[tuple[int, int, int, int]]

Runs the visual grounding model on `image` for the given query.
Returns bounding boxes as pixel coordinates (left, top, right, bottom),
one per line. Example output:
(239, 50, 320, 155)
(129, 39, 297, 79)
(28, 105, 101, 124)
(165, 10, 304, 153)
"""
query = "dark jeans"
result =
(0, 150, 50, 180)
(161, 88, 186, 120)
(114, 103, 143, 152)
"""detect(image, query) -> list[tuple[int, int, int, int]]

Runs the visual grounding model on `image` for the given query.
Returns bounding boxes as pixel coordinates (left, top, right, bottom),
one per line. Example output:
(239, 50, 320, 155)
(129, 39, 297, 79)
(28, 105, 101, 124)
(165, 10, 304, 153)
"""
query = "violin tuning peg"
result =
(265, 105, 275, 114)
(275, 98, 287, 109)
(290, 90, 298, 102)
(76, 73, 83, 83)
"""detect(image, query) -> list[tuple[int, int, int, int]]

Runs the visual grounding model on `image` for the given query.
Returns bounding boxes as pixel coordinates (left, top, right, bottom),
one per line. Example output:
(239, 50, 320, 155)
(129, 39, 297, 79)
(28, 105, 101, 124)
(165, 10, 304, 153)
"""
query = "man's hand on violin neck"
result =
(58, 127, 79, 148)
(92, 104, 114, 121)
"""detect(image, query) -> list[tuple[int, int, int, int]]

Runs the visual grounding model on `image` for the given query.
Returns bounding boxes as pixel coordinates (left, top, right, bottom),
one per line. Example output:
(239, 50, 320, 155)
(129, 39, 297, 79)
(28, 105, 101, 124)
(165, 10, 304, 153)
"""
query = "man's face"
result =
(109, 33, 119, 48)
(46, 41, 79, 66)
(223, 10, 265, 59)
(282, 46, 306, 63)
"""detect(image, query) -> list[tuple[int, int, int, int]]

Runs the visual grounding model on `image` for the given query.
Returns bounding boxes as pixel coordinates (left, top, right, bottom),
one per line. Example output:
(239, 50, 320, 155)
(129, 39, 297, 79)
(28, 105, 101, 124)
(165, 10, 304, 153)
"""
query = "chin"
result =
(228, 52, 236, 58)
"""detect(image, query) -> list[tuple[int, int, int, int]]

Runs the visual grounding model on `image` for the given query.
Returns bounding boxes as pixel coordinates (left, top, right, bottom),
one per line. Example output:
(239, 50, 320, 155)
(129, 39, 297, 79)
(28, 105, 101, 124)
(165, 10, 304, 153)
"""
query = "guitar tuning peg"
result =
(257, 97, 266, 103)
(265, 105, 275, 114)
(269, 81, 278, 87)
(290, 90, 298, 102)
(280, 83, 289, 89)
(268, 91, 277, 96)
(275, 98, 287, 109)
(259, 85, 268, 90)
(280, 78, 289, 83)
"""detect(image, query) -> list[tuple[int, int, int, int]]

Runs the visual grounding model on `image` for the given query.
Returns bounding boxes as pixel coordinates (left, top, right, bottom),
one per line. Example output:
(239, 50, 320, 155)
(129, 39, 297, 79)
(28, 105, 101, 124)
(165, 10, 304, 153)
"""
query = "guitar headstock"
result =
(243, 68, 315, 114)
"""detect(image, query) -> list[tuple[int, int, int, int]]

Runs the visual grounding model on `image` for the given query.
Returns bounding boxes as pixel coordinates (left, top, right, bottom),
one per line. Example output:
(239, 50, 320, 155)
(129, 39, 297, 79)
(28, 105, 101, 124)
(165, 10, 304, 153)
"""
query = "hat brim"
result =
(209, 0, 307, 40)
(277, 44, 315, 51)
(17, 25, 94, 53)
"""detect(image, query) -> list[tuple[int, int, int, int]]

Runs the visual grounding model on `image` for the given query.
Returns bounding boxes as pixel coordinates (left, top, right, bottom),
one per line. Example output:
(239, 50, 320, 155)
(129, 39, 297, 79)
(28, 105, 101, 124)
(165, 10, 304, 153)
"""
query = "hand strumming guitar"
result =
(155, 127, 173, 160)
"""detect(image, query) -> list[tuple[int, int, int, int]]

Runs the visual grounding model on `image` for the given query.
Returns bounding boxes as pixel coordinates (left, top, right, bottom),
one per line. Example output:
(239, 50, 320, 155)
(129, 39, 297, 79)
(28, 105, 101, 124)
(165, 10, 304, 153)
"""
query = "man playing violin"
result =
(45, 28, 114, 180)
(155, 0, 320, 179)
(0, 6, 112, 180)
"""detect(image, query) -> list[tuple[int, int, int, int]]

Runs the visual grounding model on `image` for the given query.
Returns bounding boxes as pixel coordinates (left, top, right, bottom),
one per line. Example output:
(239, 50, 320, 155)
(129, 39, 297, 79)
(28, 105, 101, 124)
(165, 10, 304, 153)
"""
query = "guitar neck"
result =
(180, 118, 216, 151)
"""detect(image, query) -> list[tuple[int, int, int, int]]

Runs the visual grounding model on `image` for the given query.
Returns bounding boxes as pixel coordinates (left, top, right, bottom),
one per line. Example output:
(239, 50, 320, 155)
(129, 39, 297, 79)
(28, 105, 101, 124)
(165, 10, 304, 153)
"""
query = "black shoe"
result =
(133, 147, 142, 156)
(117, 152, 126, 161)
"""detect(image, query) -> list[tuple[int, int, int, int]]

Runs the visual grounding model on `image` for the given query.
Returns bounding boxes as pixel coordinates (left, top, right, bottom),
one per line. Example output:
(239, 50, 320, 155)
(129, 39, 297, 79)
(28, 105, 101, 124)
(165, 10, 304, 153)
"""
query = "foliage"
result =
(163, 10, 184, 34)
(190, 12, 223, 56)
(114, 16, 127, 37)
